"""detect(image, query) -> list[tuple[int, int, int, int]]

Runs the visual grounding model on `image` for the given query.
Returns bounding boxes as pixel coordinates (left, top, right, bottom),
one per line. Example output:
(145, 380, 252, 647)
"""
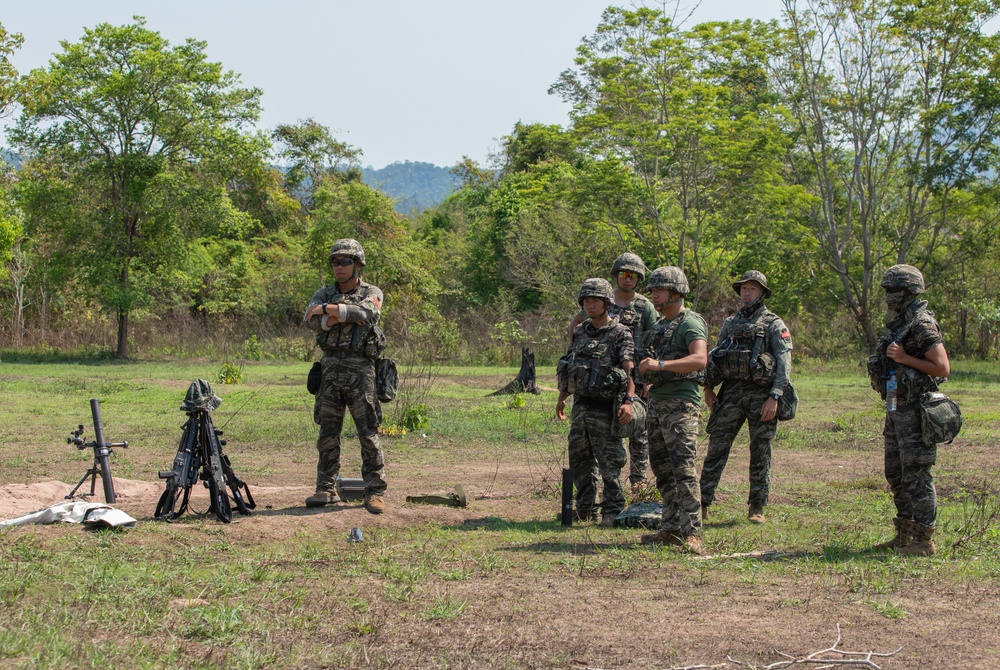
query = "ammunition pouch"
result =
(556, 354, 628, 399)
(711, 346, 775, 386)
(612, 398, 647, 440)
(919, 392, 962, 446)
(867, 353, 938, 401)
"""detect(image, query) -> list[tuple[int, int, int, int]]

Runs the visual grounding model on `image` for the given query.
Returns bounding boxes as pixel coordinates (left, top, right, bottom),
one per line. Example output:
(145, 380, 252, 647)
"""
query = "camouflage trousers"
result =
(313, 355, 386, 496)
(627, 428, 650, 485)
(647, 398, 702, 537)
(884, 400, 937, 527)
(568, 399, 627, 516)
(701, 382, 775, 509)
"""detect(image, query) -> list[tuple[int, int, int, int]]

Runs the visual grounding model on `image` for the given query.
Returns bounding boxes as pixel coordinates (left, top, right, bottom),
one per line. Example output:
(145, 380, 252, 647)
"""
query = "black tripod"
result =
(66, 398, 128, 504)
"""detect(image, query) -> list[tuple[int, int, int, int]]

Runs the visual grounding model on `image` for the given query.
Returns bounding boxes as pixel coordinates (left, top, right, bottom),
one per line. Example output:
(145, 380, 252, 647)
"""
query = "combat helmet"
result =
(578, 278, 615, 307)
(646, 266, 690, 295)
(732, 270, 772, 299)
(611, 252, 648, 279)
(328, 238, 366, 267)
(880, 264, 925, 294)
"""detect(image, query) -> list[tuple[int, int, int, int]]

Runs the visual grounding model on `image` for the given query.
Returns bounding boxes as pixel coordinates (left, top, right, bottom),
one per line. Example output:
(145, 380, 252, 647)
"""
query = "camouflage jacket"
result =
(868, 300, 943, 401)
(304, 281, 384, 358)
(707, 305, 792, 396)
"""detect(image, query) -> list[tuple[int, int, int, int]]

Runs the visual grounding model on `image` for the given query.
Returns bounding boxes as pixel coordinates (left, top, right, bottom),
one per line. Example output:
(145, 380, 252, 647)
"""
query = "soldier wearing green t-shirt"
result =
(634, 267, 708, 555)
(569, 253, 658, 487)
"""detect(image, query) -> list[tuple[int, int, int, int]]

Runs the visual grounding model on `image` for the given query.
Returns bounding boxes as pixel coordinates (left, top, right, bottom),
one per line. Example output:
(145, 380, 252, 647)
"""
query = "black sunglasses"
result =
(330, 258, 355, 267)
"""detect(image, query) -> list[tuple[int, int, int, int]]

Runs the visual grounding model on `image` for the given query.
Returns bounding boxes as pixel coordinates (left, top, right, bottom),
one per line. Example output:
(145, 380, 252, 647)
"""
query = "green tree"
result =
(0, 21, 22, 117)
(777, 0, 1000, 346)
(11, 17, 263, 357)
(272, 118, 361, 209)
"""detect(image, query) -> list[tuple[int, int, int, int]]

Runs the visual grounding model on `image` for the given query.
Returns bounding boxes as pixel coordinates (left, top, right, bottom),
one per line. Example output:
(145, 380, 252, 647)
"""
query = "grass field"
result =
(0, 355, 998, 669)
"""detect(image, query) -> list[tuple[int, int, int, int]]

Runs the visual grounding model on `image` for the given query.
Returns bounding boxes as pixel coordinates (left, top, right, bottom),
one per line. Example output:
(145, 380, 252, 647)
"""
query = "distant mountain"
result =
(362, 161, 459, 215)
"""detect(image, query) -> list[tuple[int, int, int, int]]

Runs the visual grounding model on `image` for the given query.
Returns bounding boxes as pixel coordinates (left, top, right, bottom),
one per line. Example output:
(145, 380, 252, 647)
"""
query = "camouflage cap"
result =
(611, 252, 648, 279)
(329, 238, 366, 267)
(646, 266, 690, 295)
(578, 277, 615, 306)
(881, 264, 925, 294)
(732, 270, 772, 299)
(180, 379, 222, 414)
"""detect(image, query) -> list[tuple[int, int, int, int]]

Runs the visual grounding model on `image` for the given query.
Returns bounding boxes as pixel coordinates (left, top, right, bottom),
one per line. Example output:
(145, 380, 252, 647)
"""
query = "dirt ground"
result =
(3, 440, 999, 669)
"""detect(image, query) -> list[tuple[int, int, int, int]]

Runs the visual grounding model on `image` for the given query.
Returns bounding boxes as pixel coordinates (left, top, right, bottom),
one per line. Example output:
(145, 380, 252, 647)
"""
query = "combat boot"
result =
(600, 511, 618, 527)
(640, 529, 684, 546)
(897, 522, 936, 557)
(305, 490, 341, 508)
(874, 517, 913, 550)
(748, 505, 766, 524)
(682, 534, 705, 556)
(701, 505, 709, 522)
(364, 493, 386, 515)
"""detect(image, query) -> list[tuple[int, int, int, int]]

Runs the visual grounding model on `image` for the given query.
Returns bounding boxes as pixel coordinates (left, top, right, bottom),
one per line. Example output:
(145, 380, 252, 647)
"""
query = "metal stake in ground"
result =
(66, 398, 128, 504)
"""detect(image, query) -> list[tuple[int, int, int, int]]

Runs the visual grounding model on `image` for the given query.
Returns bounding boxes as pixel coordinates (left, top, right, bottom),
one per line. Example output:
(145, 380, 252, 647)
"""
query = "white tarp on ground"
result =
(0, 500, 136, 529)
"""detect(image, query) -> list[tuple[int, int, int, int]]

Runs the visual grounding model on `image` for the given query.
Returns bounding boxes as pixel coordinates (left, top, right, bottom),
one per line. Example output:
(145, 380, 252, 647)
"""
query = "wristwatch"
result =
(769, 391, 781, 401)
(625, 396, 638, 403)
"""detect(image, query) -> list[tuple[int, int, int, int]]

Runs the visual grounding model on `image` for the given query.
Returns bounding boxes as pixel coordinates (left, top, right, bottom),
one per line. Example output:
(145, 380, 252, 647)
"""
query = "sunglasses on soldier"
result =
(617, 271, 639, 281)
(330, 258, 355, 267)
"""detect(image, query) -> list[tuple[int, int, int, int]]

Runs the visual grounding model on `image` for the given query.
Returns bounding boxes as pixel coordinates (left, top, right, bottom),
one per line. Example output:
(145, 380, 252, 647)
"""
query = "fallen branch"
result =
(727, 624, 904, 669)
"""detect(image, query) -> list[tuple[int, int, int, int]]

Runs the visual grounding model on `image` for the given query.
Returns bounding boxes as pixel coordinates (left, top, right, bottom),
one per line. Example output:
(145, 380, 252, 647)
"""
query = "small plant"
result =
(505, 393, 526, 410)
(403, 403, 429, 432)
(868, 598, 908, 619)
(218, 361, 243, 384)
(423, 594, 468, 620)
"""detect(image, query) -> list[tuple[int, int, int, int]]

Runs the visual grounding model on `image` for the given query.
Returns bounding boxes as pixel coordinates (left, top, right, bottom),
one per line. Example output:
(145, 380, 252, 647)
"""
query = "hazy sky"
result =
(2, 1, 785, 168)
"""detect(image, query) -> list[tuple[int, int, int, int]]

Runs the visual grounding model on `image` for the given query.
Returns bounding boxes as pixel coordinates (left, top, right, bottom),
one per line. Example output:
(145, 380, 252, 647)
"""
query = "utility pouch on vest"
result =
(919, 392, 962, 446)
(307, 361, 322, 395)
(376, 357, 398, 403)
(612, 398, 647, 440)
(751, 352, 777, 386)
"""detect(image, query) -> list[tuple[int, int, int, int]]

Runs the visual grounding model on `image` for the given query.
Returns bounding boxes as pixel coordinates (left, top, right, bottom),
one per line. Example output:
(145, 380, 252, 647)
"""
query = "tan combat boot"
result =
(897, 522, 936, 557)
(748, 505, 766, 524)
(874, 517, 913, 550)
(305, 490, 341, 508)
(701, 505, 709, 522)
(600, 512, 618, 527)
(640, 529, 684, 546)
(364, 494, 386, 515)
(682, 534, 706, 556)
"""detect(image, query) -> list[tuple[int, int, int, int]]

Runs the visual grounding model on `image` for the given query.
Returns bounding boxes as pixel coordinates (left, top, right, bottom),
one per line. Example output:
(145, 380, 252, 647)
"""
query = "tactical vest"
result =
(707, 311, 779, 387)
(867, 306, 940, 402)
(635, 311, 705, 386)
(609, 296, 649, 336)
(557, 320, 629, 399)
(315, 284, 386, 360)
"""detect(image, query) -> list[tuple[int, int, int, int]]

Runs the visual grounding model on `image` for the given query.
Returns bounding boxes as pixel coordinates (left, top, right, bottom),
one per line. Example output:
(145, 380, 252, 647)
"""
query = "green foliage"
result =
(11, 17, 264, 357)
(402, 403, 429, 432)
(218, 361, 244, 384)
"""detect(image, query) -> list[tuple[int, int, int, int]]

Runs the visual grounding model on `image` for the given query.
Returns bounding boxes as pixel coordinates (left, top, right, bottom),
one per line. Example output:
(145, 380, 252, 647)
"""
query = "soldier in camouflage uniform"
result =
(303, 239, 388, 515)
(635, 267, 708, 555)
(700, 271, 793, 525)
(570, 253, 658, 487)
(556, 278, 636, 527)
(868, 264, 950, 556)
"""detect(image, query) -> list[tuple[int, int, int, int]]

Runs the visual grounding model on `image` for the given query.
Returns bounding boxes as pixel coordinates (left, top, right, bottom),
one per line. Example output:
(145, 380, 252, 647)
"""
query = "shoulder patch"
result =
(780, 328, 791, 341)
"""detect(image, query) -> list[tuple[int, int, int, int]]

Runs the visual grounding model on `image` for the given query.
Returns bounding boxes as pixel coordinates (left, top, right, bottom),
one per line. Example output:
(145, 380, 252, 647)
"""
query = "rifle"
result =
(154, 380, 255, 523)
(66, 399, 128, 503)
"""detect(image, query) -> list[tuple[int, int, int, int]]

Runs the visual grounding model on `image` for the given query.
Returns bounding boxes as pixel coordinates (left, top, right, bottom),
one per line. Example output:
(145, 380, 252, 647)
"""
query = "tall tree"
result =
(776, 0, 1000, 345)
(272, 118, 361, 210)
(11, 18, 262, 357)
